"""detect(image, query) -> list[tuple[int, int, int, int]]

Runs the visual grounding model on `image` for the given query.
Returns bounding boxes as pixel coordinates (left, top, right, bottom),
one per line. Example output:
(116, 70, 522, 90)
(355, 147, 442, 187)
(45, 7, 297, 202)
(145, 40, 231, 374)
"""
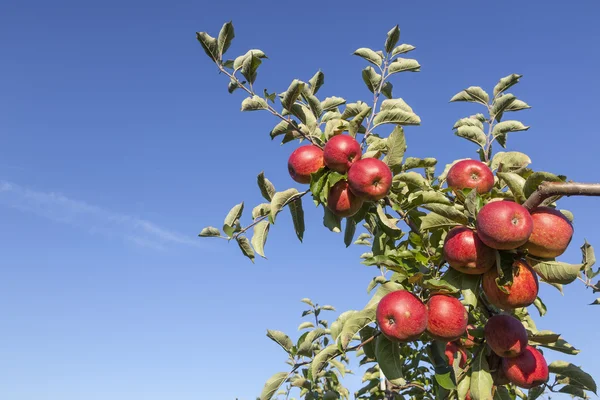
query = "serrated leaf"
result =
(491, 93, 517, 121)
(527, 257, 582, 284)
(450, 86, 489, 104)
(385, 25, 400, 53)
(233, 49, 267, 70)
(549, 361, 597, 393)
(288, 197, 305, 242)
(269, 120, 297, 140)
(236, 235, 255, 262)
(282, 80, 306, 111)
(421, 204, 468, 225)
(505, 99, 531, 112)
(257, 172, 276, 201)
(497, 172, 526, 203)
(353, 48, 383, 67)
(388, 58, 420, 74)
(455, 126, 487, 148)
(492, 120, 530, 147)
(241, 51, 262, 85)
(270, 189, 300, 224)
(321, 96, 346, 112)
(311, 344, 341, 379)
(252, 203, 271, 219)
(266, 329, 293, 352)
(493, 73, 522, 97)
(217, 21, 235, 58)
(523, 171, 565, 198)
(305, 92, 322, 120)
(223, 202, 244, 236)
(260, 372, 289, 400)
(491, 151, 531, 172)
(309, 70, 324, 95)
(470, 348, 493, 400)
(420, 213, 461, 230)
(383, 126, 406, 168)
(380, 98, 414, 113)
(348, 106, 373, 137)
(338, 309, 375, 350)
(362, 66, 382, 94)
(199, 226, 221, 237)
(375, 335, 406, 386)
(453, 117, 484, 130)
(340, 101, 370, 120)
(196, 31, 219, 62)
(298, 321, 315, 330)
(241, 95, 268, 111)
(391, 44, 415, 56)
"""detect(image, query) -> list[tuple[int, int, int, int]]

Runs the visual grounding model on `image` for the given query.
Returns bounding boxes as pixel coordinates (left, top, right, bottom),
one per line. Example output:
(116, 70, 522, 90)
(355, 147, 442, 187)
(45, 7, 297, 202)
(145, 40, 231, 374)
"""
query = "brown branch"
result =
(523, 182, 600, 210)
(385, 197, 420, 234)
(347, 331, 381, 352)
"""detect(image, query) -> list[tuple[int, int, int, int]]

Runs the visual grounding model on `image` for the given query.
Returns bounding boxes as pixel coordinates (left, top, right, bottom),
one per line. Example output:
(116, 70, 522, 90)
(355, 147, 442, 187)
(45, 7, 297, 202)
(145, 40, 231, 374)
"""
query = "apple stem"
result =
(522, 182, 600, 210)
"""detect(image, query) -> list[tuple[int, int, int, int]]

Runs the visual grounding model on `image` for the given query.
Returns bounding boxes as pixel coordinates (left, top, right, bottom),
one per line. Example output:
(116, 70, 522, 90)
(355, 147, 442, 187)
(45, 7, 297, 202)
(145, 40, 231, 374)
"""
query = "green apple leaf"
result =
(323, 207, 342, 233)
(241, 51, 262, 85)
(523, 171, 565, 198)
(338, 308, 376, 350)
(321, 96, 346, 112)
(453, 117, 484, 130)
(527, 386, 545, 400)
(470, 348, 493, 400)
(359, 326, 378, 359)
(266, 329, 293, 353)
(527, 257, 582, 284)
(388, 58, 421, 74)
(549, 361, 597, 393)
(223, 202, 244, 236)
(383, 126, 406, 169)
(236, 235, 255, 263)
(450, 86, 489, 105)
(454, 126, 487, 148)
(505, 99, 531, 112)
(353, 48, 383, 67)
(288, 197, 305, 242)
(420, 213, 461, 231)
(199, 226, 221, 237)
(385, 25, 400, 53)
(216, 21, 235, 58)
(497, 172, 526, 203)
(375, 335, 406, 386)
(281, 80, 306, 111)
(252, 203, 271, 219)
(391, 44, 415, 56)
(380, 98, 414, 113)
(241, 95, 268, 111)
(491, 151, 531, 172)
(492, 120, 529, 147)
(362, 66, 382, 94)
(257, 172, 276, 201)
(494, 386, 513, 400)
(490, 93, 516, 121)
(538, 338, 580, 355)
(493, 73, 523, 97)
(298, 328, 328, 355)
(310, 344, 341, 380)
(196, 31, 219, 62)
(298, 321, 314, 330)
(259, 371, 289, 400)
(344, 218, 357, 248)
(394, 171, 429, 190)
(421, 204, 468, 225)
(270, 189, 300, 224)
(558, 385, 589, 398)
(308, 70, 324, 95)
(373, 108, 421, 127)
(251, 220, 270, 258)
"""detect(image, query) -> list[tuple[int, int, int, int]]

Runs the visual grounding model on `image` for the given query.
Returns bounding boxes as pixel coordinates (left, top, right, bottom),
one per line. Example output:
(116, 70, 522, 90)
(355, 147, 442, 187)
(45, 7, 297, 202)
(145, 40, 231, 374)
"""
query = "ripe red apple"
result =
(502, 345, 549, 389)
(323, 134, 362, 173)
(426, 294, 468, 341)
(443, 226, 496, 275)
(347, 158, 393, 201)
(376, 290, 428, 342)
(458, 324, 477, 349)
(476, 200, 533, 250)
(445, 342, 467, 368)
(482, 259, 539, 310)
(446, 159, 495, 194)
(287, 145, 324, 184)
(524, 206, 574, 258)
(326, 180, 364, 217)
(484, 314, 528, 358)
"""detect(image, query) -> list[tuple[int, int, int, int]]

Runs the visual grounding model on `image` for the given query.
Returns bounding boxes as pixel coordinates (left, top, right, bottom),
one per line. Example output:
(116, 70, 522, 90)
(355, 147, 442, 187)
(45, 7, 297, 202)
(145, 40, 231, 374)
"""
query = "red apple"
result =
(524, 206, 574, 258)
(476, 200, 533, 250)
(445, 342, 467, 368)
(376, 290, 428, 342)
(443, 226, 496, 275)
(323, 134, 362, 173)
(502, 345, 549, 389)
(347, 158, 393, 201)
(426, 294, 468, 341)
(482, 259, 539, 310)
(446, 159, 495, 194)
(326, 180, 364, 218)
(287, 145, 324, 184)
(458, 324, 477, 348)
(484, 314, 528, 358)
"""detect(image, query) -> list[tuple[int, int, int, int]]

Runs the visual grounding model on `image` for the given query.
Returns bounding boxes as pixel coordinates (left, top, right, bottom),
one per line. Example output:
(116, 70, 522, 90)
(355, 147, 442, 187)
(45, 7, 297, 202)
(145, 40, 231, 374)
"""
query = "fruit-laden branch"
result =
(523, 182, 600, 210)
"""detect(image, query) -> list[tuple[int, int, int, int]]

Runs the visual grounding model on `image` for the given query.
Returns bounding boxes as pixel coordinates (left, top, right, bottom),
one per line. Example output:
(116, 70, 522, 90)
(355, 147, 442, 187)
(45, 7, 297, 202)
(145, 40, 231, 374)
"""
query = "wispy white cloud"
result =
(0, 180, 200, 250)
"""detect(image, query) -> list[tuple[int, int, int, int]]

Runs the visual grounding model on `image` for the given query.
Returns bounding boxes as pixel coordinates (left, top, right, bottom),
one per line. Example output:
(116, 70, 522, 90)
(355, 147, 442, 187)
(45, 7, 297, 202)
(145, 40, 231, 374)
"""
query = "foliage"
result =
(196, 21, 598, 399)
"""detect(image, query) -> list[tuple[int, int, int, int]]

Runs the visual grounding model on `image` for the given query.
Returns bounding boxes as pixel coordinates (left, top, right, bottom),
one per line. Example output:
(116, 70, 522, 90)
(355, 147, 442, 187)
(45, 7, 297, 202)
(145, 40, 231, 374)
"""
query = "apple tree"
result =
(197, 21, 600, 400)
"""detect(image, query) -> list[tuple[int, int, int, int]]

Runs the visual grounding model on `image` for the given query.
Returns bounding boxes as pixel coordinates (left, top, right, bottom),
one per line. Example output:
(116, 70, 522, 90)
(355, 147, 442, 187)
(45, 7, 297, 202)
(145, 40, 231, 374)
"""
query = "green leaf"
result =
(457, 375, 471, 400)
(450, 86, 489, 104)
(266, 329, 293, 352)
(257, 172, 276, 201)
(394, 171, 429, 189)
(442, 269, 480, 308)
(223, 202, 244, 236)
(298, 321, 314, 330)
(199, 226, 221, 237)
(454, 126, 487, 148)
(362, 66, 382, 94)
(375, 335, 406, 386)
(241, 51, 262, 85)
(373, 108, 420, 127)
(288, 197, 305, 242)
(217, 21, 235, 58)
(497, 172, 526, 203)
(236, 235, 255, 262)
(391, 44, 415, 56)
(269, 120, 297, 140)
(233, 49, 267, 70)
(527, 257, 582, 284)
(321, 96, 346, 112)
(252, 203, 271, 219)
(259, 371, 289, 400)
(309, 70, 325, 95)
(427, 341, 455, 389)
(251, 220, 270, 258)
(340, 101, 370, 120)
(381, 81, 393, 99)
(421, 204, 468, 225)
(538, 338, 580, 355)
(464, 189, 480, 219)
(383, 126, 406, 168)
(241, 95, 268, 111)
(527, 330, 560, 344)
(353, 48, 383, 67)
(330, 310, 358, 342)
(558, 385, 589, 398)
(533, 297, 547, 317)
(491, 93, 517, 121)
(492, 120, 530, 147)
(359, 326, 377, 359)
(305, 92, 323, 120)
(299, 328, 328, 355)
(470, 348, 493, 400)
(348, 106, 373, 137)
(311, 344, 341, 379)
(549, 361, 597, 393)
(493, 73, 522, 97)
(282, 80, 306, 111)
(388, 58, 421, 74)
(420, 213, 461, 230)
(407, 191, 451, 207)
(385, 25, 400, 53)
(381, 98, 414, 113)
(338, 308, 376, 350)
(376, 205, 403, 236)
(453, 117, 484, 130)
(421, 278, 459, 294)
(227, 78, 240, 93)
(523, 171, 564, 198)
(527, 386, 544, 400)
(195, 31, 219, 62)
(505, 99, 531, 112)
(323, 206, 342, 233)
(491, 151, 532, 172)
(270, 189, 300, 224)
(344, 218, 357, 247)
(582, 240, 597, 278)
(494, 386, 513, 400)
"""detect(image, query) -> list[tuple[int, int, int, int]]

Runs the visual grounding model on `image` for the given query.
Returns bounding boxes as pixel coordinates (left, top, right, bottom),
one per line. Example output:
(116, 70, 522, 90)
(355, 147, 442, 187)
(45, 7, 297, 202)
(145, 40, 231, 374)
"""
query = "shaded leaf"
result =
(527, 257, 582, 284)
(217, 21, 235, 58)
(311, 344, 341, 379)
(289, 197, 305, 242)
(450, 86, 489, 104)
(549, 361, 596, 393)
(385, 25, 400, 53)
(470, 348, 493, 400)
(252, 203, 271, 219)
(241, 51, 262, 84)
(375, 335, 406, 386)
(420, 213, 461, 230)
(344, 218, 357, 247)
(323, 207, 342, 233)
(388, 58, 421, 74)
(309, 70, 325, 95)
(362, 66, 382, 93)
(497, 172, 526, 203)
(492, 120, 530, 147)
(491, 151, 531, 172)
(338, 308, 376, 350)
(260, 372, 289, 400)
(270, 189, 300, 223)
(391, 44, 415, 56)
(236, 235, 255, 262)
(241, 95, 268, 111)
(282, 80, 306, 111)
(257, 172, 276, 201)
(251, 220, 270, 258)
(353, 48, 383, 67)
(199, 226, 221, 237)
(493, 73, 522, 97)
(454, 126, 487, 148)
(421, 204, 468, 225)
(266, 329, 293, 352)
(196, 31, 219, 62)
(523, 171, 564, 198)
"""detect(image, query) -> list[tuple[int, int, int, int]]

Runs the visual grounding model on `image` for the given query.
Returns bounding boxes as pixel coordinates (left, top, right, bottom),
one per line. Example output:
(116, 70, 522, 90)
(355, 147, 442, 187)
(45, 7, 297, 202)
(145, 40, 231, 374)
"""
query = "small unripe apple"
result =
(287, 145, 324, 184)
(476, 200, 533, 250)
(376, 290, 428, 342)
(443, 226, 496, 275)
(347, 158, 393, 201)
(323, 135, 362, 173)
(524, 206, 574, 258)
(502, 345, 549, 389)
(484, 314, 528, 358)
(445, 341, 467, 368)
(326, 180, 364, 218)
(446, 159, 495, 194)
(426, 294, 468, 341)
(482, 259, 539, 310)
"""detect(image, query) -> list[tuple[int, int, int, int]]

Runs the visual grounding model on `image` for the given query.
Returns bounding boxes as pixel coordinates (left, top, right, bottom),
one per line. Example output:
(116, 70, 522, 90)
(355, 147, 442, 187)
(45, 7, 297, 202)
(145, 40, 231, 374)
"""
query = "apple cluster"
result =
(287, 134, 392, 216)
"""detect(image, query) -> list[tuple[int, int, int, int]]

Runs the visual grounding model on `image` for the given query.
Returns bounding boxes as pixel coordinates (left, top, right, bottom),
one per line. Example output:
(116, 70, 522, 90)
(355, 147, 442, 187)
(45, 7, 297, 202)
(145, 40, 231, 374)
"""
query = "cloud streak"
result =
(0, 180, 200, 250)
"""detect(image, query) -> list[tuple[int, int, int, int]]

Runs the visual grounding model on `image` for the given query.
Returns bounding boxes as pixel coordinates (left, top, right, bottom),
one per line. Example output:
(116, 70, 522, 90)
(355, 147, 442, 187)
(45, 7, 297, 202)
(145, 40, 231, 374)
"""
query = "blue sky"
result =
(1, 0, 599, 399)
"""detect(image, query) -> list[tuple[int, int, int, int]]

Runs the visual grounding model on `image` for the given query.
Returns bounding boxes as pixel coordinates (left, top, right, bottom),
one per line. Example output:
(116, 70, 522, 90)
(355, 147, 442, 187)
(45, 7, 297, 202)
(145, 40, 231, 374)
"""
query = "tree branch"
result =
(522, 182, 600, 210)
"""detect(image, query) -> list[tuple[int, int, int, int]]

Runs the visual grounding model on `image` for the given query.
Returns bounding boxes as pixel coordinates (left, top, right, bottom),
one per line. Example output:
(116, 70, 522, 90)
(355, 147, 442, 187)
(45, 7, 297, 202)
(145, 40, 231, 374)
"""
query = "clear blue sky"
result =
(1, 1, 599, 399)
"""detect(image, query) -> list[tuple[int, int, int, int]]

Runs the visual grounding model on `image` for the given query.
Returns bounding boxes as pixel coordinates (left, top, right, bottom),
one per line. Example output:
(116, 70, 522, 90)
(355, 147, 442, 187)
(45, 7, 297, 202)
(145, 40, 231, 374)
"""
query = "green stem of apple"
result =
(522, 182, 600, 210)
